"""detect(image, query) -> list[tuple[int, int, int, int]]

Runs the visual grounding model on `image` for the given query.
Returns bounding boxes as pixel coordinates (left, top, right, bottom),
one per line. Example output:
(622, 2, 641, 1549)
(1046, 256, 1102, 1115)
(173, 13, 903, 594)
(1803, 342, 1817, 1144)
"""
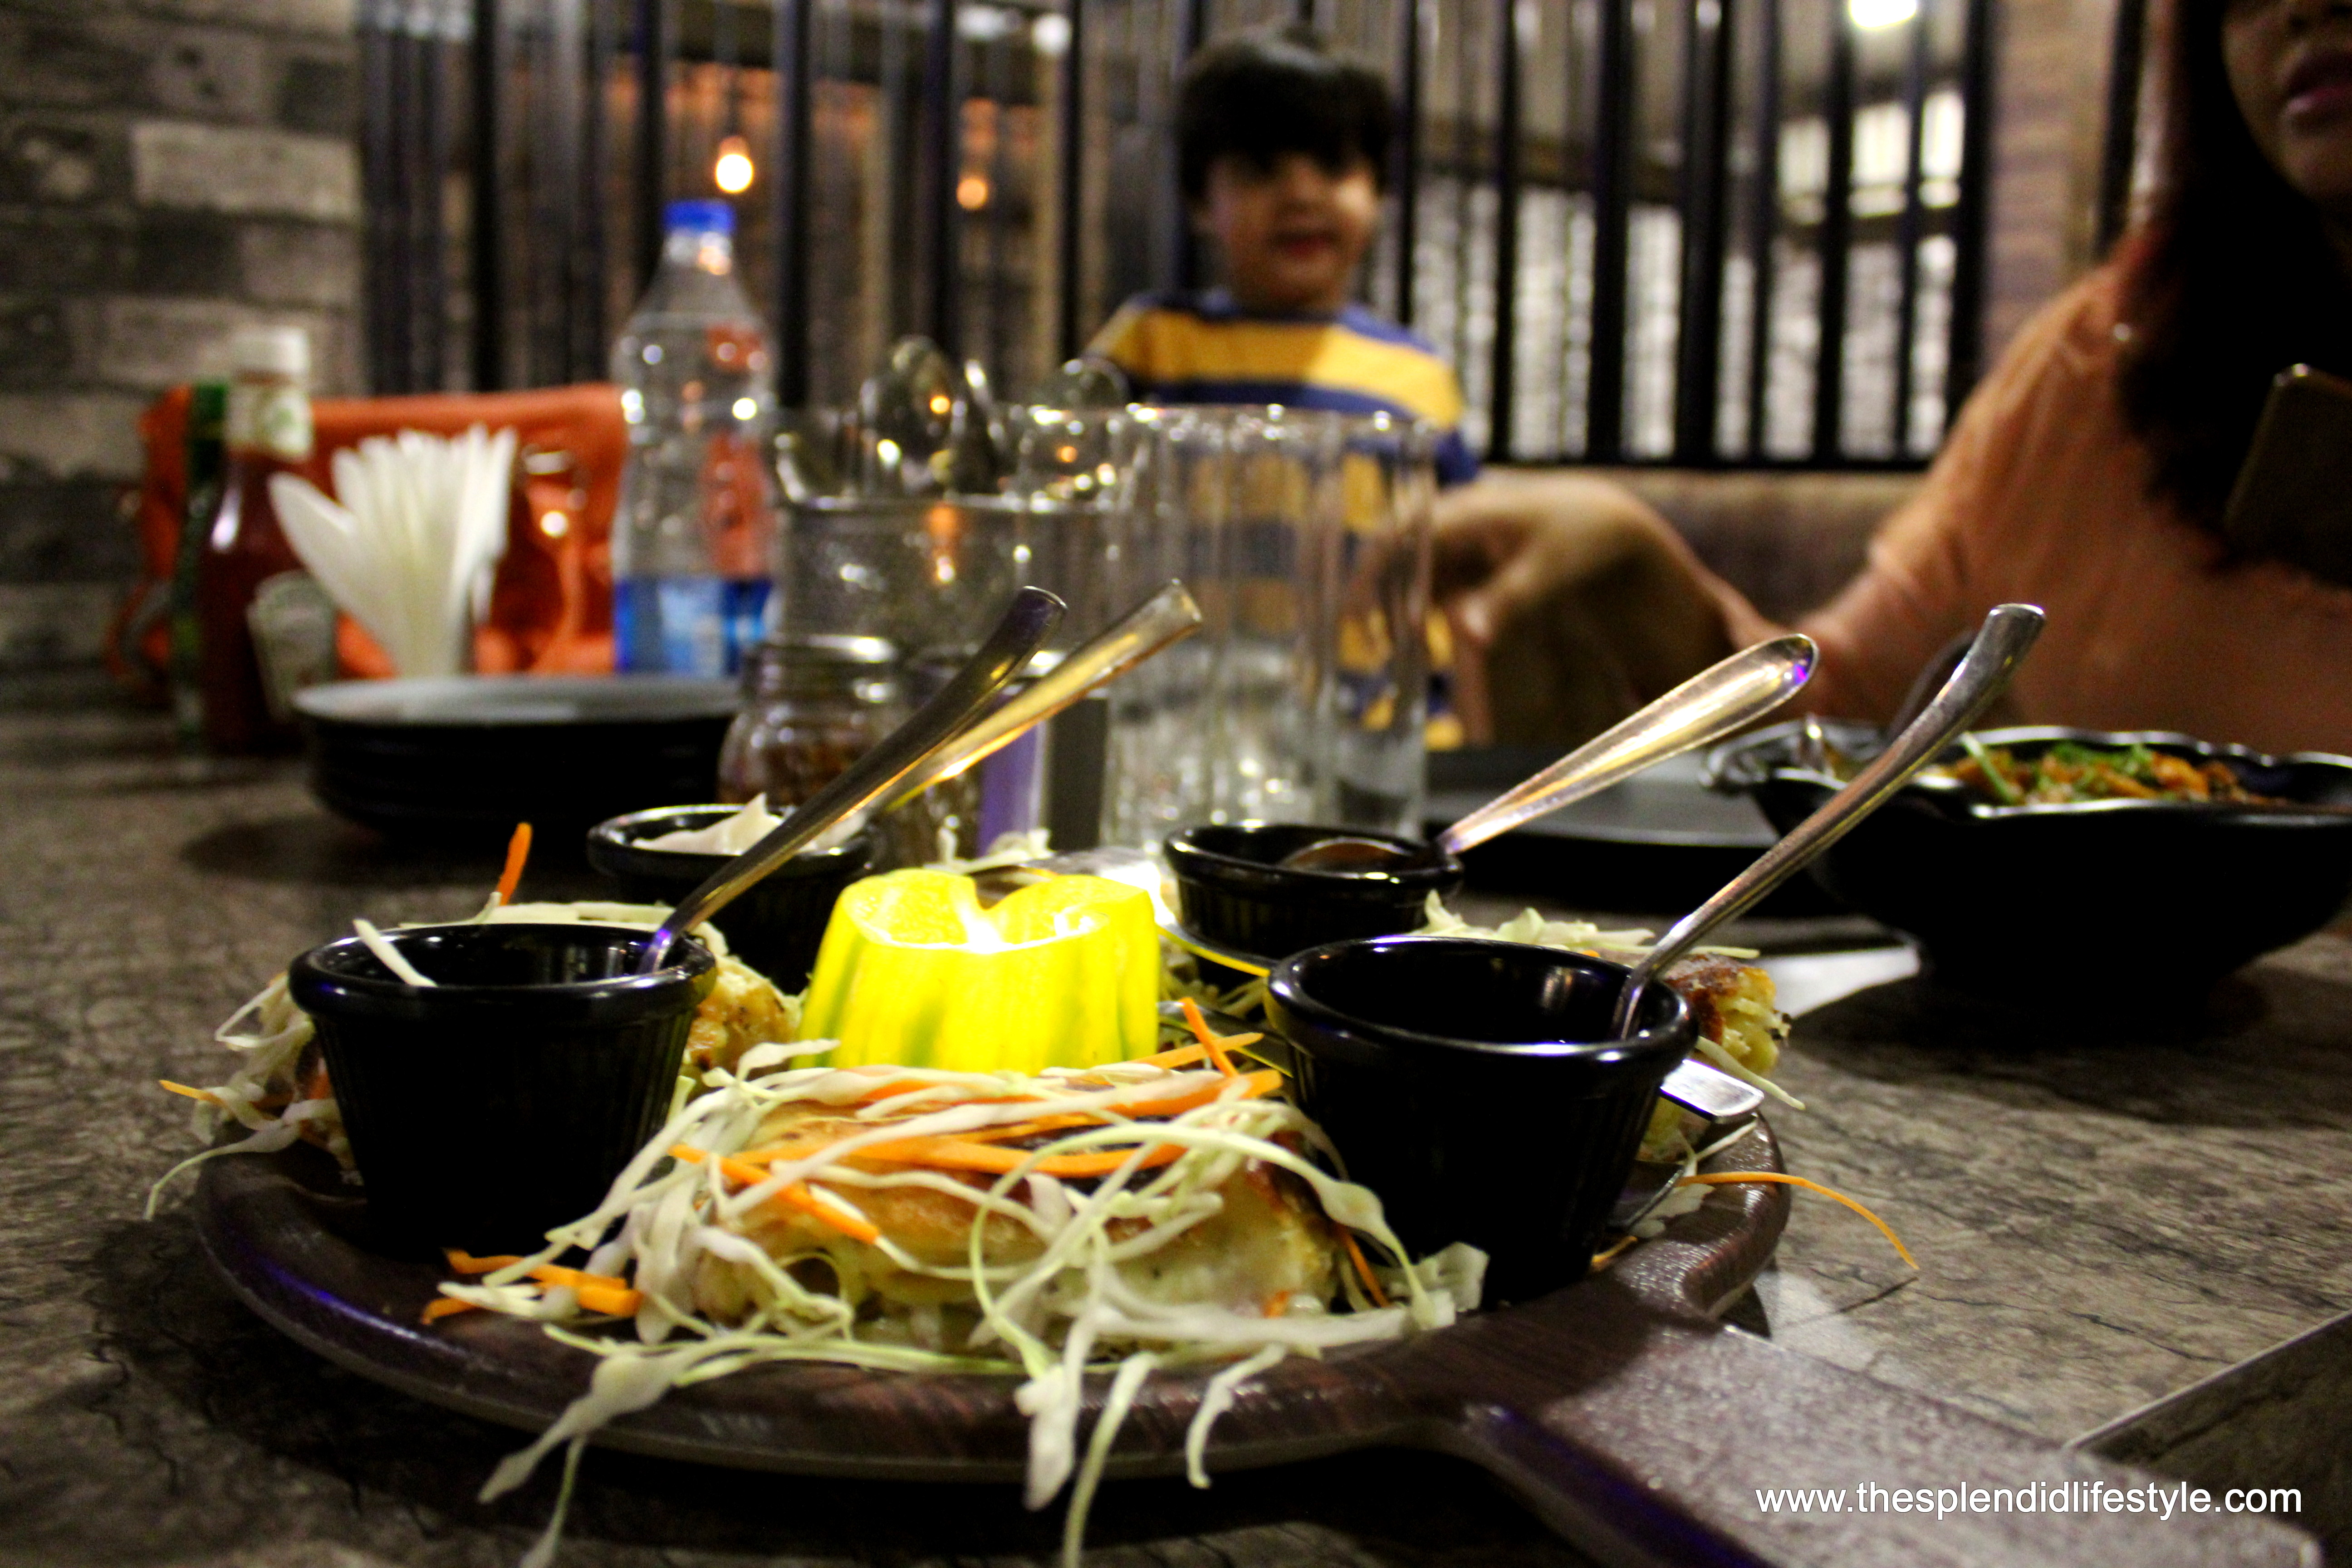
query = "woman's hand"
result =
(1432, 474, 1736, 745)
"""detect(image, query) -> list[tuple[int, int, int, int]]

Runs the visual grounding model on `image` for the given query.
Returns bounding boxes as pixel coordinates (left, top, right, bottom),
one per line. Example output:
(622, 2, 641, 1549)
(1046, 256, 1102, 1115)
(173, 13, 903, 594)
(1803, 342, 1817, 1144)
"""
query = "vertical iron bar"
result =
(1056, 0, 1087, 358)
(1944, 0, 1991, 404)
(2095, 0, 2146, 255)
(984, 29, 1010, 378)
(413, 10, 441, 388)
(1808, 0, 1853, 459)
(1487, 0, 1521, 460)
(581, 0, 612, 377)
(1741, 0, 1777, 455)
(361, 2, 399, 389)
(632, 0, 669, 294)
(1586, 0, 1633, 461)
(422, 4, 453, 388)
(773, 0, 812, 401)
(1671, 0, 1732, 460)
(1888, 0, 1928, 453)
(920, 0, 961, 352)
(881, 0, 911, 339)
(471, 0, 505, 388)
(1392, 0, 1420, 326)
(1175, 0, 1209, 289)
(549, 0, 588, 383)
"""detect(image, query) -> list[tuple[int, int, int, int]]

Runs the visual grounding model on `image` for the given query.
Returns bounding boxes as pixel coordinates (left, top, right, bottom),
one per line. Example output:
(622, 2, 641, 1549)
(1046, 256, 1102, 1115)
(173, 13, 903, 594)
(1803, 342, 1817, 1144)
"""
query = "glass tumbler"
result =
(1100, 406, 1435, 847)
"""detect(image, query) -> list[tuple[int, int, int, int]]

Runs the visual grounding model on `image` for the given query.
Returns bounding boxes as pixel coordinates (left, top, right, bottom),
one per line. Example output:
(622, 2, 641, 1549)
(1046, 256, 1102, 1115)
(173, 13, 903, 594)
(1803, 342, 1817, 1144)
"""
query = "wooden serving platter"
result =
(192, 1122, 2309, 1568)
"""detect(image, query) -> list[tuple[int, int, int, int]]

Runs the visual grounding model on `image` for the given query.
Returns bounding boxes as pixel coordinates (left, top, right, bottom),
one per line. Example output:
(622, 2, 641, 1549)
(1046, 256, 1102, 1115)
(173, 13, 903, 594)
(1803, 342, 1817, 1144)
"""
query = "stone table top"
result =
(6, 686, 2350, 1567)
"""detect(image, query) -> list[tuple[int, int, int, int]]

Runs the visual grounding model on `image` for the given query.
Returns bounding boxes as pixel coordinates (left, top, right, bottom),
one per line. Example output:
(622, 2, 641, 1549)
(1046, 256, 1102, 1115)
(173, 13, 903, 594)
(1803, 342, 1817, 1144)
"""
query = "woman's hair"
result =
(1176, 26, 1393, 204)
(2120, 0, 2352, 524)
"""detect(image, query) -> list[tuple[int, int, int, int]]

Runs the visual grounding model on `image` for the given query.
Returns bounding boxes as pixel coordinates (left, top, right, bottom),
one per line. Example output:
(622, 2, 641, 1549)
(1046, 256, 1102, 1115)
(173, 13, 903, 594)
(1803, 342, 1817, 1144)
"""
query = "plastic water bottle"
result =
(611, 200, 776, 676)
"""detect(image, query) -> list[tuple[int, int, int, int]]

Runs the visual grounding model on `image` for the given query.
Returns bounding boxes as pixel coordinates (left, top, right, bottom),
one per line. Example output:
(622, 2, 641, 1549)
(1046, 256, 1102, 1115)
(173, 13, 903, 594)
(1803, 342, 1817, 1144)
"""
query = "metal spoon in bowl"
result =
(637, 586, 1067, 973)
(872, 581, 1203, 813)
(1607, 603, 2046, 1036)
(1280, 633, 1821, 872)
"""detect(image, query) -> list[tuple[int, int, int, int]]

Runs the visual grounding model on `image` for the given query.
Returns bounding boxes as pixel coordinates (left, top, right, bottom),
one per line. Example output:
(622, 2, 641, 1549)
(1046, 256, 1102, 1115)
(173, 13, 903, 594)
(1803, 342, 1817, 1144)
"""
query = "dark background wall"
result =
(0, 0, 361, 671)
(0, 0, 2130, 679)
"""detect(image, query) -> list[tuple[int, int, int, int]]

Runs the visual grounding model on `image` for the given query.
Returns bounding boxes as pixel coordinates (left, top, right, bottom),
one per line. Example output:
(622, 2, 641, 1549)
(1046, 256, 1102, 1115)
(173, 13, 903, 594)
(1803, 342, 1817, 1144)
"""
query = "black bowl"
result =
(1164, 822, 1464, 965)
(1708, 721, 2352, 996)
(295, 676, 739, 845)
(1267, 936, 1693, 1304)
(585, 805, 872, 990)
(288, 922, 717, 1252)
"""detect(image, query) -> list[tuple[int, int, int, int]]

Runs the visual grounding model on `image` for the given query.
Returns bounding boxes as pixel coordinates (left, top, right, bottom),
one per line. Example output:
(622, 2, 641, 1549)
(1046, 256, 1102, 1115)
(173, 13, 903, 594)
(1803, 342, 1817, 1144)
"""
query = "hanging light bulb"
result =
(714, 134, 755, 194)
(1849, 0, 1916, 26)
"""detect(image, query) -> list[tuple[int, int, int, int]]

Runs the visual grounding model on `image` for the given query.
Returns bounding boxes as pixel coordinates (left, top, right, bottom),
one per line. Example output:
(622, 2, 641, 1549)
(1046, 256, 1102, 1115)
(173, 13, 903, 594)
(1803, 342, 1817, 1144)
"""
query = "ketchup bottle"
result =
(194, 327, 316, 754)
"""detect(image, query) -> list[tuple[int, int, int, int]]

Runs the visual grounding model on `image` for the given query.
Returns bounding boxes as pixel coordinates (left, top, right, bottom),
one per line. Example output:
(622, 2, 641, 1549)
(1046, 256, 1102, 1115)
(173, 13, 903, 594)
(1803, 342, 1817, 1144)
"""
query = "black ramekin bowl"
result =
(1267, 936, 1694, 1305)
(288, 923, 717, 1253)
(1164, 822, 1465, 965)
(585, 805, 873, 990)
(1707, 721, 2352, 999)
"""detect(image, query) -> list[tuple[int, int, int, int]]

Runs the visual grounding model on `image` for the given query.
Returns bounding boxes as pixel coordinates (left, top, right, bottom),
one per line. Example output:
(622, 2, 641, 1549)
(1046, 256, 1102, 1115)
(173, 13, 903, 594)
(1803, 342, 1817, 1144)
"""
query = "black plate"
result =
(1425, 747, 1841, 916)
(189, 1119, 1786, 1481)
(295, 676, 739, 845)
(1709, 721, 2352, 995)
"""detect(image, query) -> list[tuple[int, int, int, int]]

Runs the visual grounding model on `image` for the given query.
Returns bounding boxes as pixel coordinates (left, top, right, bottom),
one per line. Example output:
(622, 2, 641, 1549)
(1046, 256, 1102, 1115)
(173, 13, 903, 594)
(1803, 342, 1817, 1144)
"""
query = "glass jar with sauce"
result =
(717, 634, 898, 807)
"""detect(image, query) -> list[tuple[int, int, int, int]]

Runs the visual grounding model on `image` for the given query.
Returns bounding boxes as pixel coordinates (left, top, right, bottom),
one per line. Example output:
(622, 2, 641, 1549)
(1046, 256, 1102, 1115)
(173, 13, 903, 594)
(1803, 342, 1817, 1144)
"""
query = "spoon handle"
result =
(874, 581, 1203, 813)
(1609, 603, 2046, 1035)
(637, 586, 1066, 972)
(1436, 633, 1819, 857)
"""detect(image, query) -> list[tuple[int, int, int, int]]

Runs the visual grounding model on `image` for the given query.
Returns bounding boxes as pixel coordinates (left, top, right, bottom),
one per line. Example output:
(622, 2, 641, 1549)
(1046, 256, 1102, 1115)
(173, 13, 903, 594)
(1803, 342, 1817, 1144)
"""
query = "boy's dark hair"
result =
(1176, 26, 1392, 204)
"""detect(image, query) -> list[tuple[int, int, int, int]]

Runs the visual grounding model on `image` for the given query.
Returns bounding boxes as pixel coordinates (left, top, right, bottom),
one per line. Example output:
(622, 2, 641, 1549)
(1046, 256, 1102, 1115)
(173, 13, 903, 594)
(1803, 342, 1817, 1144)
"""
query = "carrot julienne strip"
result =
(1180, 998, 1259, 1077)
(1680, 1172, 1918, 1269)
(1340, 1230, 1391, 1308)
(527, 1264, 636, 1293)
(848, 1137, 1189, 1179)
(1587, 1234, 1641, 1272)
(158, 1079, 225, 1106)
(421, 1296, 481, 1323)
(571, 1282, 644, 1317)
(445, 1249, 524, 1275)
(495, 822, 534, 906)
(670, 1146, 883, 1243)
(1107, 1042, 1209, 1072)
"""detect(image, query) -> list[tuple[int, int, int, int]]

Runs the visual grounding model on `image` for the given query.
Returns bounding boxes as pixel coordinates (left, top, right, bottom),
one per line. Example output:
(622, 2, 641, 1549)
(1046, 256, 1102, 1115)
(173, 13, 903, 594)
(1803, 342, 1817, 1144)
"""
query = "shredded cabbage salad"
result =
(147, 857, 1817, 1568)
(434, 1033, 1484, 1568)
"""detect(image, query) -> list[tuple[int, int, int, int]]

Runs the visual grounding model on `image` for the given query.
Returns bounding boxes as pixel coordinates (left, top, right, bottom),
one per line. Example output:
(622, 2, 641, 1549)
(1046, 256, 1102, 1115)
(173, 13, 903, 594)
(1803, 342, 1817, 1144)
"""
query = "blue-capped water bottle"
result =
(611, 200, 776, 675)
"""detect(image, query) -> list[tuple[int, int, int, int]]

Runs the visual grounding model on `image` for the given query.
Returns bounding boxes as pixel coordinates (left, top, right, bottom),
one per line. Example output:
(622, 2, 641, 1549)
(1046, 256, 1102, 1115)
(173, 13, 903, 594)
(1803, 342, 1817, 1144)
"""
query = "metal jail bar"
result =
(358, 0, 2009, 470)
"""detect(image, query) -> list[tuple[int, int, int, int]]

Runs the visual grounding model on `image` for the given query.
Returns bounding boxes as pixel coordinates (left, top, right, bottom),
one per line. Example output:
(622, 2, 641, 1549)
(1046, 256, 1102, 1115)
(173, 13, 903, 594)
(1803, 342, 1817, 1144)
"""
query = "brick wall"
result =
(0, 0, 359, 671)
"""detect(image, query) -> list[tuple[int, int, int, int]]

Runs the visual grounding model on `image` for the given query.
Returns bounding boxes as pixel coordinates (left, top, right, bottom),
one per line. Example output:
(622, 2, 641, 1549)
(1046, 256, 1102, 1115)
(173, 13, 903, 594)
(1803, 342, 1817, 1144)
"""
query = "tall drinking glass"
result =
(1100, 406, 1434, 847)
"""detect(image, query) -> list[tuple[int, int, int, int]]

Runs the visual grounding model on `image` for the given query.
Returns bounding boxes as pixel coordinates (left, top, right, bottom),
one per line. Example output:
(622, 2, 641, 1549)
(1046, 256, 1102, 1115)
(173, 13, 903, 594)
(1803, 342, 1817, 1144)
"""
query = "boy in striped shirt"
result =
(1089, 27, 1477, 485)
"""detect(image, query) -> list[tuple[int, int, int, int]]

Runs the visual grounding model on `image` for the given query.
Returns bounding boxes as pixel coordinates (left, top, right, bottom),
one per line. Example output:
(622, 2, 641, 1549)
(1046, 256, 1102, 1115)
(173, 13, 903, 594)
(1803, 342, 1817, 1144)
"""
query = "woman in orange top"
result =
(1437, 0, 2352, 759)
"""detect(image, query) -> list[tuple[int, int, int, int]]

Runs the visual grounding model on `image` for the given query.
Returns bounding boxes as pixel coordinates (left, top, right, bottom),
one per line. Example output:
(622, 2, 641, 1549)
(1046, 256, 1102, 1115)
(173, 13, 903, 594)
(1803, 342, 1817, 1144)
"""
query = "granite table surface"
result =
(6, 683, 2352, 1568)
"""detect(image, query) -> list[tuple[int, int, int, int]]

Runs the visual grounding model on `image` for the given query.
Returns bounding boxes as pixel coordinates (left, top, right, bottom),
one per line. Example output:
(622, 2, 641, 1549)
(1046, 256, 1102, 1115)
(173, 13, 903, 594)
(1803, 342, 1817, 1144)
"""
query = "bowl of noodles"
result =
(1707, 721, 2352, 996)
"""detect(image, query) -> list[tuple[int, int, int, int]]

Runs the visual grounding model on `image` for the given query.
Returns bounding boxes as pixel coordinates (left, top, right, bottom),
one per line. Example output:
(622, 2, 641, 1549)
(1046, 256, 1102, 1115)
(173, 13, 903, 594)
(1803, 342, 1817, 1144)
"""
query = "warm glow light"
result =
(1848, 0, 1915, 25)
(714, 134, 755, 193)
(956, 173, 990, 210)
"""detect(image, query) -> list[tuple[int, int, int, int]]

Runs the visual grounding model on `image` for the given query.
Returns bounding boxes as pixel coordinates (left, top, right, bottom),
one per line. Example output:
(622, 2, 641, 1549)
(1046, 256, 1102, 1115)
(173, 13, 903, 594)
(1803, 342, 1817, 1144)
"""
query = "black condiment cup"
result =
(288, 923, 718, 1254)
(1266, 935, 1695, 1305)
(585, 805, 873, 990)
(1163, 822, 1465, 965)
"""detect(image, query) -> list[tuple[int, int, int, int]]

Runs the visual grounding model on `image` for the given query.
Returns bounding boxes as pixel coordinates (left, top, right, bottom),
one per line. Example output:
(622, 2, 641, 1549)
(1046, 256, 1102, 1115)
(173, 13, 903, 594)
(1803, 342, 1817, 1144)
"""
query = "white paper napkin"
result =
(270, 425, 517, 678)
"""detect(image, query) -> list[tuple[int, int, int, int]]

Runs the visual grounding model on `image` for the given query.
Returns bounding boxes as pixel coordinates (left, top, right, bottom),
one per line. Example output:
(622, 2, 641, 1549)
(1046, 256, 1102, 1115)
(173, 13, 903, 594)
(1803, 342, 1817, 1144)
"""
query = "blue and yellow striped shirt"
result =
(1091, 290, 1479, 485)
